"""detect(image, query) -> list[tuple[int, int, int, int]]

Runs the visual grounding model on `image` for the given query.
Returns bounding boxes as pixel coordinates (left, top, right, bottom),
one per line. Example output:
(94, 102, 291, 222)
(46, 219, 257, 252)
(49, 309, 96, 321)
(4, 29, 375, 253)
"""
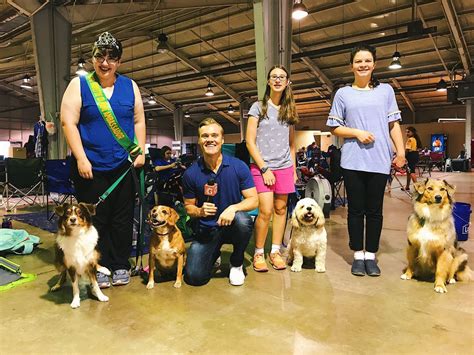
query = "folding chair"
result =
(331, 176, 346, 209)
(0, 160, 5, 208)
(429, 152, 445, 172)
(416, 154, 431, 177)
(4, 158, 44, 211)
(44, 159, 76, 220)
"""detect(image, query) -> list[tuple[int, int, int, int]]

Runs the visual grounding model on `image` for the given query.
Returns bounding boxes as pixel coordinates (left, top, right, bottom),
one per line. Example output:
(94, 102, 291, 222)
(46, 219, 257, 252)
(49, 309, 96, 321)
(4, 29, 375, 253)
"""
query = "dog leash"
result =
(94, 163, 135, 207)
(93, 162, 146, 276)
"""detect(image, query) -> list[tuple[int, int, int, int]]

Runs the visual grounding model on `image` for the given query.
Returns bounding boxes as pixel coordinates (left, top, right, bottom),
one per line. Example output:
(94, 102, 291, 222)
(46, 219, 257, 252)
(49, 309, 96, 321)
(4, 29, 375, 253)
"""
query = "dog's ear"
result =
(54, 204, 67, 217)
(79, 203, 96, 216)
(316, 213, 325, 228)
(443, 180, 456, 197)
(169, 208, 179, 226)
(413, 178, 428, 195)
(291, 209, 300, 229)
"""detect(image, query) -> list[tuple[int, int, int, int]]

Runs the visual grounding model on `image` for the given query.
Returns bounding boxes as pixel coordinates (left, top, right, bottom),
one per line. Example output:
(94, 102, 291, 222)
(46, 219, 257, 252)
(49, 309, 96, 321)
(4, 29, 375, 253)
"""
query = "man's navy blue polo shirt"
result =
(182, 154, 255, 228)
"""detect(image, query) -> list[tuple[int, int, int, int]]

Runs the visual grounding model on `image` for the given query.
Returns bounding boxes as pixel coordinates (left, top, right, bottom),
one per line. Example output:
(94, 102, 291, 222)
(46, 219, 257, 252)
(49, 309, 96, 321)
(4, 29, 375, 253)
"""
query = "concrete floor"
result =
(1, 171, 473, 354)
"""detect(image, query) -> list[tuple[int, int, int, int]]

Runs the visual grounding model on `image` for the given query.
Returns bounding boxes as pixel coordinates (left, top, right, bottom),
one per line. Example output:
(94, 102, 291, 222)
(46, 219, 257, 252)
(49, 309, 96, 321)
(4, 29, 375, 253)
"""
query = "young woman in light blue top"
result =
(327, 44, 405, 277)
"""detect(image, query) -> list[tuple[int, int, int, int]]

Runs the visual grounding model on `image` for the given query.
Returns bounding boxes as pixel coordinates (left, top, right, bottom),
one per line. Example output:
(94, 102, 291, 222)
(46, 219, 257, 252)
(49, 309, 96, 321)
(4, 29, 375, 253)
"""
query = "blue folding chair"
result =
(44, 159, 76, 219)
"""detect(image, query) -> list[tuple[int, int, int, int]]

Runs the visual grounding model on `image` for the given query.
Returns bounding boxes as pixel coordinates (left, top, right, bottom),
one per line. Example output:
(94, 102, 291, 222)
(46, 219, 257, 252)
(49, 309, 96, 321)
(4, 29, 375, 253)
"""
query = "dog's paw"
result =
(146, 281, 155, 290)
(96, 293, 109, 302)
(70, 298, 81, 309)
(400, 273, 412, 280)
(434, 284, 448, 293)
(316, 266, 326, 273)
(449, 278, 456, 284)
(173, 280, 182, 288)
(50, 284, 61, 292)
(291, 265, 302, 272)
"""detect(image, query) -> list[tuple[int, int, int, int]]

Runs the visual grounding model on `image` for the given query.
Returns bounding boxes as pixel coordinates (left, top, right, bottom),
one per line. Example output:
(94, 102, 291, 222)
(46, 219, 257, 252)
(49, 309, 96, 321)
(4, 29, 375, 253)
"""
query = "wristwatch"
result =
(260, 166, 269, 174)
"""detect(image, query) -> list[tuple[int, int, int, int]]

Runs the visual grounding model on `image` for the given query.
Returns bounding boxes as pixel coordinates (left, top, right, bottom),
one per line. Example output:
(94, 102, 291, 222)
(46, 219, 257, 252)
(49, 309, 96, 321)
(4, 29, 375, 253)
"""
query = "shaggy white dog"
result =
(288, 198, 327, 273)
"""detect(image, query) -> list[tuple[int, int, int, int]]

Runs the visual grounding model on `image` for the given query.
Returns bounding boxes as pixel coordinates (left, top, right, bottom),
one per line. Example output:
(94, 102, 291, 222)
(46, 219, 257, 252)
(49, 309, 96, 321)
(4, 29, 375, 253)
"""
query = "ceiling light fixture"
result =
(76, 57, 88, 76)
(388, 51, 402, 70)
(184, 111, 191, 118)
(148, 95, 157, 105)
(227, 104, 235, 113)
(436, 79, 447, 92)
(20, 74, 32, 89)
(292, 0, 308, 20)
(157, 33, 168, 54)
(437, 117, 465, 123)
(205, 82, 214, 97)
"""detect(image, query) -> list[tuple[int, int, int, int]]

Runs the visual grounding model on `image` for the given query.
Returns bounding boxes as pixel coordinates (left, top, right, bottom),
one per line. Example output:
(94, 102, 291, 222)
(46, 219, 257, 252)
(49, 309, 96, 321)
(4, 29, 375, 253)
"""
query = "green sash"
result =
(84, 72, 142, 159)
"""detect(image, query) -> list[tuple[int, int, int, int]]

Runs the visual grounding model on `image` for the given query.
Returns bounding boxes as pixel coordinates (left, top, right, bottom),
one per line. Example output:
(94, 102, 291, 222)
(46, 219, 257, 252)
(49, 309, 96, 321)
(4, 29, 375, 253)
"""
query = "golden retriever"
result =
(401, 178, 472, 293)
(287, 198, 327, 273)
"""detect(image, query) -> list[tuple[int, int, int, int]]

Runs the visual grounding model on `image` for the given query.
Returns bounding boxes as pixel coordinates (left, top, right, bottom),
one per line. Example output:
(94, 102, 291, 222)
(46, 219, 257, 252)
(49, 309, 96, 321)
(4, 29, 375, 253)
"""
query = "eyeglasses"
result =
(93, 55, 119, 64)
(269, 74, 288, 82)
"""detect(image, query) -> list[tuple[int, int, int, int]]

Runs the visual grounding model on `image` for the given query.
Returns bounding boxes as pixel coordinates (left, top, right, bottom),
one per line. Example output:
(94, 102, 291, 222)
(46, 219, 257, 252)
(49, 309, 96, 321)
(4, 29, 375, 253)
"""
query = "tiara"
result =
(94, 32, 120, 51)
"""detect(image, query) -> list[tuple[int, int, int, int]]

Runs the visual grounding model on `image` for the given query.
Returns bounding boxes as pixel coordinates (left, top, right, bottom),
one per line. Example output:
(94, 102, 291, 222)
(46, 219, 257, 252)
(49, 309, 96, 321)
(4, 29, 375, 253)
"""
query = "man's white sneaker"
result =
(229, 265, 245, 286)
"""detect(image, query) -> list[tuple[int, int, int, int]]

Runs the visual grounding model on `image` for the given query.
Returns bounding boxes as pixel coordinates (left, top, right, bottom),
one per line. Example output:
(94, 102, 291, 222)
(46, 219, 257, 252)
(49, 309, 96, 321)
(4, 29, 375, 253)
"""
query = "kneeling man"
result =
(183, 118, 258, 286)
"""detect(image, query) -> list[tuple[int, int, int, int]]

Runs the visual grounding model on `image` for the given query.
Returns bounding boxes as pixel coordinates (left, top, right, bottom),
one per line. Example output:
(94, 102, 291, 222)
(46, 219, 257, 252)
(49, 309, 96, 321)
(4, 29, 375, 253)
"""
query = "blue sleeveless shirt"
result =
(79, 74, 135, 171)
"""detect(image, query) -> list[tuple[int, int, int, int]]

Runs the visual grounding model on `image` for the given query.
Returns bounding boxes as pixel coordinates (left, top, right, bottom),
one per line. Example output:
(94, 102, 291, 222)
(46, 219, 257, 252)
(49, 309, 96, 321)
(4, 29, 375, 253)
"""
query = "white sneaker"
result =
(229, 265, 245, 286)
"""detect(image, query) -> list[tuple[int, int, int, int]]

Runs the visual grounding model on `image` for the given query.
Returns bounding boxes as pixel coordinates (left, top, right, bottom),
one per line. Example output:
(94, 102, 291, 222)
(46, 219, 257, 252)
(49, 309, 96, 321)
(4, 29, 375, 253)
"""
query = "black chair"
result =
(4, 158, 44, 211)
(44, 158, 76, 219)
(331, 177, 346, 209)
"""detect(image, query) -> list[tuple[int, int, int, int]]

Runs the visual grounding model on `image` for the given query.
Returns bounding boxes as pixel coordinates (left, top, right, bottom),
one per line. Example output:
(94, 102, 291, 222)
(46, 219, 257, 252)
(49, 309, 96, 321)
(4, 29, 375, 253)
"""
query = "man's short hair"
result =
(198, 118, 224, 135)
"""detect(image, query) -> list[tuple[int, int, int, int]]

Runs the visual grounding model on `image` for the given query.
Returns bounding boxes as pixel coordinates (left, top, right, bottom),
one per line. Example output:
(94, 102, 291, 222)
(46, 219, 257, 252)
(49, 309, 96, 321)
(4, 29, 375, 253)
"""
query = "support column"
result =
(239, 98, 252, 141)
(31, 4, 71, 159)
(253, 0, 293, 100)
(173, 106, 184, 142)
(466, 99, 472, 162)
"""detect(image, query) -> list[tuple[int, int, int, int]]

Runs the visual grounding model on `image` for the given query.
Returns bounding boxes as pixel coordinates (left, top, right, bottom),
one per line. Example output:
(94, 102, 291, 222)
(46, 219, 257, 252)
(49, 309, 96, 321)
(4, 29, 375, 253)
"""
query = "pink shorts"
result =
(250, 164, 295, 194)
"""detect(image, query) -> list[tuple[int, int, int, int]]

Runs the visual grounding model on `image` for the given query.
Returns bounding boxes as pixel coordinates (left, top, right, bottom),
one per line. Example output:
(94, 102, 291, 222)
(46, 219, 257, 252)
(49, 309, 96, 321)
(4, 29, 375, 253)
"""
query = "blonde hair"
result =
(198, 118, 224, 135)
(260, 65, 299, 125)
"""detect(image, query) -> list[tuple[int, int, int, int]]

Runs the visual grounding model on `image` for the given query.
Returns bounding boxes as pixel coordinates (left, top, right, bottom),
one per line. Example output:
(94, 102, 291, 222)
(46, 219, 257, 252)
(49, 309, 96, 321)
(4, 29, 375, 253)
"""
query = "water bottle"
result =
(2, 217, 12, 229)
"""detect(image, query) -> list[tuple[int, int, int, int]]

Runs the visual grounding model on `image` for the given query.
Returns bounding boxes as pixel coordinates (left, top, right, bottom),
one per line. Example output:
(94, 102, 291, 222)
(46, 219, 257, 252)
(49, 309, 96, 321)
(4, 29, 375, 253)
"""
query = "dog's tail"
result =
(453, 250, 473, 282)
(97, 265, 111, 276)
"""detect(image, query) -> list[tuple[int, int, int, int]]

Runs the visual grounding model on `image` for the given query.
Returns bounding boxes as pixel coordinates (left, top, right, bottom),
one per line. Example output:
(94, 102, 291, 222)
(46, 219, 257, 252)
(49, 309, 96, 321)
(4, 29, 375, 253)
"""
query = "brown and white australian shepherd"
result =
(401, 178, 472, 293)
(50, 203, 109, 308)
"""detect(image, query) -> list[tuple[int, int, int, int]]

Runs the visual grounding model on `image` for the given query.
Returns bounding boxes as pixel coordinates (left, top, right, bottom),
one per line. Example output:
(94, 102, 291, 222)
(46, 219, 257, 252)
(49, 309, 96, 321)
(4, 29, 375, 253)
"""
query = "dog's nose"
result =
(306, 206, 312, 211)
(70, 217, 77, 223)
(435, 195, 442, 203)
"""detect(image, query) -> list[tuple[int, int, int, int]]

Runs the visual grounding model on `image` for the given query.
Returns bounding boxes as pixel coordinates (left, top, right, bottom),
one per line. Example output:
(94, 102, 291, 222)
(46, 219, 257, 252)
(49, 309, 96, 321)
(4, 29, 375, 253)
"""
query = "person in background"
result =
(246, 65, 299, 272)
(326, 44, 405, 277)
(153, 145, 184, 182)
(60, 32, 146, 288)
(24, 135, 35, 159)
(403, 126, 422, 191)
(183, 118, 258, 286)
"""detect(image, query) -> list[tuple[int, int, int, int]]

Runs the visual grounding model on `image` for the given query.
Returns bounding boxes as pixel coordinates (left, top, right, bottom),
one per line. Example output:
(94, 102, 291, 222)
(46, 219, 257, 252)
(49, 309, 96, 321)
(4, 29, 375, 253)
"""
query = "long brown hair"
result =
(406, 126, 422, 149)
(259, 65, 299, 125)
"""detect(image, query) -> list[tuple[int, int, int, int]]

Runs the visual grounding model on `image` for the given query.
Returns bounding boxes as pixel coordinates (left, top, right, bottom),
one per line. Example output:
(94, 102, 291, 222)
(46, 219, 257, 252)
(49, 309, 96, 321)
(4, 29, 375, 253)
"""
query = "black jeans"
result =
(184, 212, 253, 286)
(342, 169, 388, 253)
(72, 161, 136, 271)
